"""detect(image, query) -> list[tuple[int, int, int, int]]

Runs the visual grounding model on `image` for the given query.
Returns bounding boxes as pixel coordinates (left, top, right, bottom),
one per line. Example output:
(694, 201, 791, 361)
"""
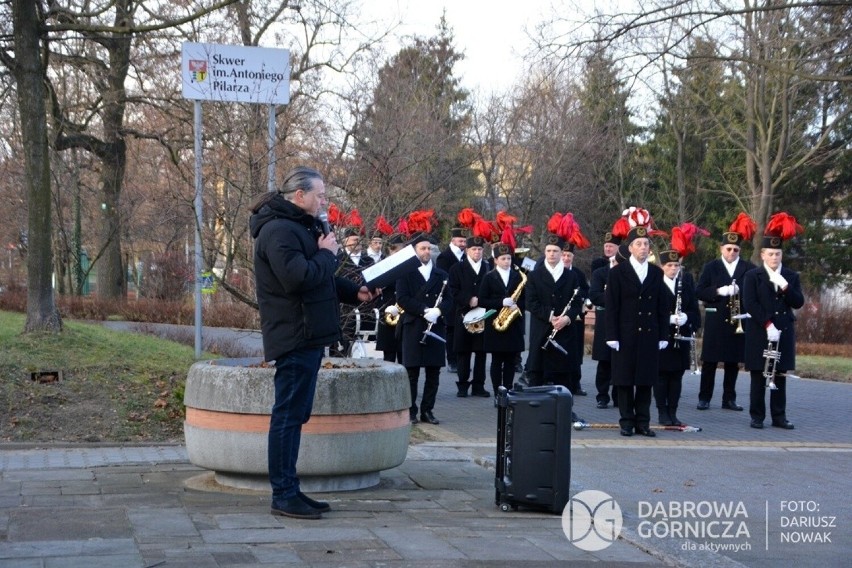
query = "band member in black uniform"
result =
(656, 241, 701, 427)
(605, 219, 670, 437)
(436, 228, 467, 372)
(742, 213, 805, 430)
(562, 241, 591, 396)
(448, 235, 491, 397)
(332, 229, 376, 357)
(590, 229, 625, 408)
(377, 233, 407, 363)
(695, 213, 757, 410)
(527, 233, 584, 393)
(479, 242, 526, 401)
(396, 233, 453, 425)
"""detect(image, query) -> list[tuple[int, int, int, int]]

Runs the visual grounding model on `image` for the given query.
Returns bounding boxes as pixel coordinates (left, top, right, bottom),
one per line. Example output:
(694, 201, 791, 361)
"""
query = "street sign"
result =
(181, 42, 290, 104)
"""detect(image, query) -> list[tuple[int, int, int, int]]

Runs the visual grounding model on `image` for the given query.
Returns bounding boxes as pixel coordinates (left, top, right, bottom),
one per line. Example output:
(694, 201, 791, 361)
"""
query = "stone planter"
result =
(183, 357, 411, 492)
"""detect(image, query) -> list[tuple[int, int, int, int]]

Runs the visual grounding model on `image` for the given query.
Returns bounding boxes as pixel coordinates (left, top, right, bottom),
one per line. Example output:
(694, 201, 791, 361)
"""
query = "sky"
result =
(361, 0, 562, 94)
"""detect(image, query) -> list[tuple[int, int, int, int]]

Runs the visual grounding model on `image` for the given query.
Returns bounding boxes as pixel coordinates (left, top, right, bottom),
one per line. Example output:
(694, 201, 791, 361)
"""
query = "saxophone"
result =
(493, 267, 527, 332)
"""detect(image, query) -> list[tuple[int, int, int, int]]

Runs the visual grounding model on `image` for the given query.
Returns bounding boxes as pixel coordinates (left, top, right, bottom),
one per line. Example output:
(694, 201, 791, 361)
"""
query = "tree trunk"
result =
(12, 0, 63, 333)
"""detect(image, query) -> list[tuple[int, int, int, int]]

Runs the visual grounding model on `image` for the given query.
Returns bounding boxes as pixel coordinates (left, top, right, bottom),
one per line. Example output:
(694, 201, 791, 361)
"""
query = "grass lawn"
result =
(0, 310, 207, 443)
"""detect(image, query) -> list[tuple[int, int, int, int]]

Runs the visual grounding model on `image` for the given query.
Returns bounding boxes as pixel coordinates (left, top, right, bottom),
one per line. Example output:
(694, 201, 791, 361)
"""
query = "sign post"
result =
(181, 42, 290, 358)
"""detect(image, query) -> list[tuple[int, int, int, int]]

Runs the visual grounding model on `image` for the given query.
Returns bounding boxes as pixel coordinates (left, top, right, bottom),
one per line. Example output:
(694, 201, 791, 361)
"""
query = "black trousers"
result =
(407, 366, 440, 415)
(456, 350, 487, 389)
(699, 361, 741, 403)
(490, 352, 517, 392)
(445, 325, 457, 367)
(382, 349, 402, 363)
(749, 370, 787, 423)
(654, 370, 684, 409)
(595, 360, 614, 404)
(616, 385, 652, 430)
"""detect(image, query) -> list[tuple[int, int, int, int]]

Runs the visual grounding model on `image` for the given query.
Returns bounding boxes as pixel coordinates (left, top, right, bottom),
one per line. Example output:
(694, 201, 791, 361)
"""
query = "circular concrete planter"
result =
(183, 357, 411, 492)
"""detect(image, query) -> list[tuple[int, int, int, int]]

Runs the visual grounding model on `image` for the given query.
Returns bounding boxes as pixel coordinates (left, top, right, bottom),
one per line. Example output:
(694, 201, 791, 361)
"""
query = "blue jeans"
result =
(268, 347, 324, 500)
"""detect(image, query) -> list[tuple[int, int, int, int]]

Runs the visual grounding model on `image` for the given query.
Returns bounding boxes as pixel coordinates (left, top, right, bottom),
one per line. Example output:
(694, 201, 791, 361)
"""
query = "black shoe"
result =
(657, 409, 673, 426)
(669, 409, 683, 427)
(750, 419, 764, 429)
(271, 496, 322, 519)
(574, 389, 588, 396)
(298, 492, 331, 513)
(722, 400, 743, 411)
(635, 426, 657, 437)
(447, 364, 458, 373)
(772, 420, 795, 430)
(697, 400, 710, 410)
(596, 401, 608, 409)
(620, 427, 634, 437)
(420, 411, 440, 425)
(471, 388, 491, 397)
(410, 411, 418, 424)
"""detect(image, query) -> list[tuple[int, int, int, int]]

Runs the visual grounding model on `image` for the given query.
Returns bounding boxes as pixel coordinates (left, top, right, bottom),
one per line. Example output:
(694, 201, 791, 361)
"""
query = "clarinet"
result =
(420, 279, 448, 344)
(544, 287, 580, 345)
(672, 274, 683, 348)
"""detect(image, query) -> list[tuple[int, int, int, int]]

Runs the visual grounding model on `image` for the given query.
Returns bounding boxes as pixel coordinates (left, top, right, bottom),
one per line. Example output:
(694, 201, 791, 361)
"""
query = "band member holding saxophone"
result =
(396, 232, 453, 425)
(447, 234, 491, 398)
(655, 227, 702, 427)
(526, 233, 584, 391)
(694, 213, 758, 411)
(479, 241, 526, 400)
(742, 213, 805, 430)
(376, 233, 407, 363)
(605, 211, 670, 438)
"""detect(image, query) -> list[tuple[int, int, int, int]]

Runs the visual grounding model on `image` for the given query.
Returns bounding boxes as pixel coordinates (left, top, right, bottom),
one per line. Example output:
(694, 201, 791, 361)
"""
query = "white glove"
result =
(384, 305, 399, 317)
(606, 341, 620, 351)
(766, 323, 781, 342)
(731, 282, 740, 295)
(502, 297, 516, 307)
(658, 341, 669, 350)
(423, 307, 441, 324)
(716, 285, 735, 297)
(672, 313, 688, 326)
(769, 271, 788, 289)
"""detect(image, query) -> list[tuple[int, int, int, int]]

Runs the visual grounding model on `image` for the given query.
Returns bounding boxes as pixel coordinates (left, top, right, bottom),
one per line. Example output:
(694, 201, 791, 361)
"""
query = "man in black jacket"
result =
(251, 166, 373, 520)
(436, 228, 467, 372)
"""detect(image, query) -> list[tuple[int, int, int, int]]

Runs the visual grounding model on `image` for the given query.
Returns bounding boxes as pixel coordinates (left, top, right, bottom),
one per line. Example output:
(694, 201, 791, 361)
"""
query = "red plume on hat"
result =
(327, 203, 343, 226)
(670, 222, 709, 258)
(374, 215, 394, 236)
(611, 217, 631, 240)
(457, 207, 481, 228)
(728, 212, 757, 241)
(472, 217, 498, 242)
(557, 212, 591, 250)
(396, 217, 410, 236)
(406, 209, 435, 234)
(623, 206, 651, 228)
(765, 212, 804, 240)
(345, 209, 364, 233)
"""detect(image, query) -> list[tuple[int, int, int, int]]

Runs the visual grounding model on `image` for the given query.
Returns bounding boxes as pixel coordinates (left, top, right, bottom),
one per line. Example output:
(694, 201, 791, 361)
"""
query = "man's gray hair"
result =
(280, 166, 323, 197)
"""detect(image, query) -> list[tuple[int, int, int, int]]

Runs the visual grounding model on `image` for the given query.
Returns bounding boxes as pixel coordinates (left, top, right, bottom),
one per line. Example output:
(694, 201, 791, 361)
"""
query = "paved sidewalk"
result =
(1, 323, 849, 566)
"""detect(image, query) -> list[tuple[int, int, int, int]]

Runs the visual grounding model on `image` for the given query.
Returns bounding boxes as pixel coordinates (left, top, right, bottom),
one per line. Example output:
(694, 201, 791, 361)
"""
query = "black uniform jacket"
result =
(448, 258, 489, 352)
(605, 260, 670, 387)
(742, 265, 804, 372)
(695, 257, 756, 362)
(396, 266, 453, 367)
(250, 196, 360, 361)
(589, 264, 611, 361)
(659, 271, 701, 372)
(526, 264, 583, 369)
(478, 267, 526, 353)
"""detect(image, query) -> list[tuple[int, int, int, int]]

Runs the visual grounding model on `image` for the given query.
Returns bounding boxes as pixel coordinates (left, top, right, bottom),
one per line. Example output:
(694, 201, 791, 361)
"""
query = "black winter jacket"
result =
(250, 195, 360, 361)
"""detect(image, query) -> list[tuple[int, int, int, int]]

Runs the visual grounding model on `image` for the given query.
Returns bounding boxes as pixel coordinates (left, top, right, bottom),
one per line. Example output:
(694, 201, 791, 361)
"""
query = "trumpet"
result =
(728, 278, 744, 334)
(762, 338, 781, 390)
(383, 304, 403, 326)
(420, 279, 448, 344)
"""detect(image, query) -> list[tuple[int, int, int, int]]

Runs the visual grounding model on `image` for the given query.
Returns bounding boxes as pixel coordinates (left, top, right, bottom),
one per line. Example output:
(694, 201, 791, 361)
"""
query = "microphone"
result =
(318, 211, 331, 236)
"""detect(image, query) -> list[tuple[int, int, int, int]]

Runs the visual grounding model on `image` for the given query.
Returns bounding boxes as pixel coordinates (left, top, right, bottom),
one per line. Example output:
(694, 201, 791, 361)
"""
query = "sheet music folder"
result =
(360, 244, 421, 289)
